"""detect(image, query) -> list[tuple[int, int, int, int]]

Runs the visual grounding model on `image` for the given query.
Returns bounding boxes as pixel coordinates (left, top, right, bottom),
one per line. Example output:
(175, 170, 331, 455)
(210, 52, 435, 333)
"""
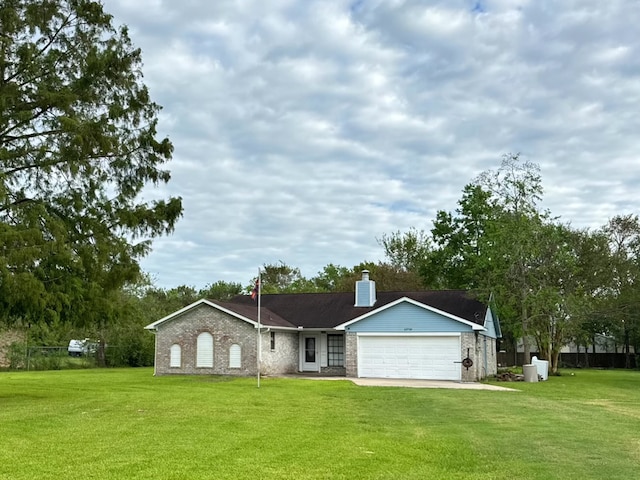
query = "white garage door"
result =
(358, 335, 461, 381)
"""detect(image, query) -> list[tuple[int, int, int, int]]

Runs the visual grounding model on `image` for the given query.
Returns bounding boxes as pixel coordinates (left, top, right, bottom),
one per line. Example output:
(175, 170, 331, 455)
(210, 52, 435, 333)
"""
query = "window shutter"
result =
(229, 344, 241, 368)
(170, 344, 181, 368)
(196, 332, 214, 367)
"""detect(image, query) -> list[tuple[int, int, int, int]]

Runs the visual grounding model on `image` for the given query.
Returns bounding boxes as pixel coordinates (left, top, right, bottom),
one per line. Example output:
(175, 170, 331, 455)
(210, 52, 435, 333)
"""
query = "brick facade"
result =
(460, 332, 477, 382)
(262, 331, 298, 375)
(460, 332, 497, 382)
(484, 337, 498, 378)
(345, 332, 358, 377)
(155, 304, 258, 376)
(153, 304, 301, 376)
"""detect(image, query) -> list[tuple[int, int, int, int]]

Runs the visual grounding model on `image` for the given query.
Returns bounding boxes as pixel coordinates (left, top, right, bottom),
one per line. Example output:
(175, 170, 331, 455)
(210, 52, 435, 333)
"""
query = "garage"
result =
(357, 335, 462, 381)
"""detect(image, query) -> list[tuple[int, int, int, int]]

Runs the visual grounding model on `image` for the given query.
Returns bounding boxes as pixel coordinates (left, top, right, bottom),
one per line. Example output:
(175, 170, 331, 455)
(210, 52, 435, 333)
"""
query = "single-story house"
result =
(145, 271, 501, 382)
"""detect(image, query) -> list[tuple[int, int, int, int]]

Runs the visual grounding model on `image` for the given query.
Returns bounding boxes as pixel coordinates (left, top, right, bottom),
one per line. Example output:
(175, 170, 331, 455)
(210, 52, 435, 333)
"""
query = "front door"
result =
(302, 336, 319, 371)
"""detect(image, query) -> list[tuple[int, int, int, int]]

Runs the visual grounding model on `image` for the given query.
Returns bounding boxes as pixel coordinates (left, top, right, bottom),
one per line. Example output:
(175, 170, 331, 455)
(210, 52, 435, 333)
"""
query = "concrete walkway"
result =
(283, 375, 517, 391)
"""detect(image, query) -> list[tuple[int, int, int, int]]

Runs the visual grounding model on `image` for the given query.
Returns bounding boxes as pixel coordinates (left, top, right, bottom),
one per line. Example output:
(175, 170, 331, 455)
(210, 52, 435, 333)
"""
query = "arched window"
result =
(196, 332, 214, 368)
(170, 344, 181, 368)
(229, 344, 241, 368)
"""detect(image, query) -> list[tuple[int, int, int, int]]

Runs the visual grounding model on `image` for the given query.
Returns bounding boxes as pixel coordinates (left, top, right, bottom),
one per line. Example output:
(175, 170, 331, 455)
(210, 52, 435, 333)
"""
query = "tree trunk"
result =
(625, 328, 631, 369)
(522, 337, 531, 366)
(97, 338, 107, 367)
(551, 349, 561, 374)
(522, 302, 530, 365)
(584, 344, 589, 368)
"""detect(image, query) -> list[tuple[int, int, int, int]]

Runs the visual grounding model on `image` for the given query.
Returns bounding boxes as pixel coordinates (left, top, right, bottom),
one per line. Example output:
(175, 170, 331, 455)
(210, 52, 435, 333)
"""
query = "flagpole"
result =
(257, 269, 261, 388)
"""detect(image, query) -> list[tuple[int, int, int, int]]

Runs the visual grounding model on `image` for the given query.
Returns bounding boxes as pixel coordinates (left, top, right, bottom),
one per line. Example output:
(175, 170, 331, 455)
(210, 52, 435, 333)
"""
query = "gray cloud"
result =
(104, 0, 640, 288)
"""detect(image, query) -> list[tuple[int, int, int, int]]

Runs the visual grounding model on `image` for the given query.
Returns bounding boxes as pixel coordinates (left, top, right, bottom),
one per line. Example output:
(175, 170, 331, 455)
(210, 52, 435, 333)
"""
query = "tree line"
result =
(1, 2, 637, 372)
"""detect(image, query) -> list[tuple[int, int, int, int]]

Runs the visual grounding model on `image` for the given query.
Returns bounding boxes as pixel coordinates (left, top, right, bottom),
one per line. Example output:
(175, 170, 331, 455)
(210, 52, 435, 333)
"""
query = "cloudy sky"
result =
(103, 0, 640, 290)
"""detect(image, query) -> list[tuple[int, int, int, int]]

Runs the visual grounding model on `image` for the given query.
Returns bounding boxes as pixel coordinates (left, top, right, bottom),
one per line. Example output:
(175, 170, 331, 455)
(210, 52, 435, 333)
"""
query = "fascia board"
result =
(334, 296, 486, 331)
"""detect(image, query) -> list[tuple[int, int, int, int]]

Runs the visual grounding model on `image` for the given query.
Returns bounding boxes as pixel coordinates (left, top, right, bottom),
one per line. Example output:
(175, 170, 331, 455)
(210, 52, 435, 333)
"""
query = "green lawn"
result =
(0, 369, 638, 480)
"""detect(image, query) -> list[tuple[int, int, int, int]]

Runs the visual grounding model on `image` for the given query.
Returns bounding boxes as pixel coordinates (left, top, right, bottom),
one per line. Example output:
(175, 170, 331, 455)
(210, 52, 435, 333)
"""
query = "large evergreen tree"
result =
(0, 0, 182, 329)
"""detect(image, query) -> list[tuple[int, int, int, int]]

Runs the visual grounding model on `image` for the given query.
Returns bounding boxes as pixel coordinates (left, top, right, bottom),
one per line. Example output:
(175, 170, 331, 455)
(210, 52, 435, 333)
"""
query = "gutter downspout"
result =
(483, 335, 488, 380)
(152, 330, 157, 376)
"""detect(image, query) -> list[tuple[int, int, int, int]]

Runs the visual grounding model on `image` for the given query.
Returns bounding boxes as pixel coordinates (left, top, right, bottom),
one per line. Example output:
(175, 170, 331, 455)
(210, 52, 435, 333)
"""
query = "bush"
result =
(28, 349, 65, 370)
(105, 330, 154, 367)
(7, 342, 27, 370)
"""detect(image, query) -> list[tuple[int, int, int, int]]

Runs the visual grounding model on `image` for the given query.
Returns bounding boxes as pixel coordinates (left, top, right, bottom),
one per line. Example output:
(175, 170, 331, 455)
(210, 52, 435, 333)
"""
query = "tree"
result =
(474, 154, 547, 364)
(524, 223, 598, 373)
(311, 263, 351, 292)
(568, 229, 614, 367)
(199, 281, 243, 301)
(601, 214, 640, 367)
(340, 261, 424, 292)
(425, 184, 497, 289)
(249, 261, 424, 296)
(253, 262, 312, 294)
(0, 1, 182, 330)
(378, 228, 431, 274)
(409, 157, 545, 364)
(393, 154, 581, 368)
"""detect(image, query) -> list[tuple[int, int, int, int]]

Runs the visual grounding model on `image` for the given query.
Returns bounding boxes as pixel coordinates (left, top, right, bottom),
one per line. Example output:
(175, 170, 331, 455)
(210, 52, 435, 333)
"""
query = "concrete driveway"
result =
(349, 377, 517, 391)
(287, 375, 516, 391)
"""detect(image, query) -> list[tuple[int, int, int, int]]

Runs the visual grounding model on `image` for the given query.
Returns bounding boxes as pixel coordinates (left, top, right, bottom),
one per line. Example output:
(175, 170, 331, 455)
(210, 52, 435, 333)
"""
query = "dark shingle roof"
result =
(212, 290, 488, 329)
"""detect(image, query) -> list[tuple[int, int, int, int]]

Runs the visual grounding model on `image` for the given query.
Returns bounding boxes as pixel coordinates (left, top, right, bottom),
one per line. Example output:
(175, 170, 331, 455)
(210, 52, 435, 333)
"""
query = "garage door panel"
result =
(358, 336, 461, 381)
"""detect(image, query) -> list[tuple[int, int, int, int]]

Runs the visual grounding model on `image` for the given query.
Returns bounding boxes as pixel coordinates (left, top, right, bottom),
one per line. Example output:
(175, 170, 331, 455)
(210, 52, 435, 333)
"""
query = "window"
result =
(229, 344, 241, 368)
(196, 332, 214, 368)
(305, 337, 316, 363)
(327, 334, 344, 367)
(170, 344, 181, 368)
(270, 331, 276, 351)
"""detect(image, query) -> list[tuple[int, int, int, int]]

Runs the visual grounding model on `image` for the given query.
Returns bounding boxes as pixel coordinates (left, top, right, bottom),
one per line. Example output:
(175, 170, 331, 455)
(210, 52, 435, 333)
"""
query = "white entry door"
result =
(302, 336, 319, 372)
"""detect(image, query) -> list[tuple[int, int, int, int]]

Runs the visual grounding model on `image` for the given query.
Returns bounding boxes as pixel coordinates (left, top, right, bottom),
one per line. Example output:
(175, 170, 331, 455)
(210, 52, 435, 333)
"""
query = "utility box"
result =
(523, 364, 539, 382)
(531, 356, 549, 381)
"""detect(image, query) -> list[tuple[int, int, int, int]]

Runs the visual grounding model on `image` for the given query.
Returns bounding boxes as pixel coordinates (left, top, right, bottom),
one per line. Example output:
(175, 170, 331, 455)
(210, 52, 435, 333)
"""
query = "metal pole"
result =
(257, 269, 261, 388)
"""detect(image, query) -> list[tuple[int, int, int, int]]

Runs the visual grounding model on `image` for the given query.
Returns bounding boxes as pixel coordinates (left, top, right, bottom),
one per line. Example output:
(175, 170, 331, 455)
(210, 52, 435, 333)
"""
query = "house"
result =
(145, 271, 501, 382)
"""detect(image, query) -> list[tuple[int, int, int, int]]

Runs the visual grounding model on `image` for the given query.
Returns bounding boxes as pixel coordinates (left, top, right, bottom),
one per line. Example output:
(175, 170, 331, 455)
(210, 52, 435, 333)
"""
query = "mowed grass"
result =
(1, 369, 639, 480)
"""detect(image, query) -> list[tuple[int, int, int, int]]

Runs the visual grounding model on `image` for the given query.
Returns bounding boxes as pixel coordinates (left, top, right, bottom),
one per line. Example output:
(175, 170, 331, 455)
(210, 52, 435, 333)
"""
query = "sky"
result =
(103, 0, 640, 290)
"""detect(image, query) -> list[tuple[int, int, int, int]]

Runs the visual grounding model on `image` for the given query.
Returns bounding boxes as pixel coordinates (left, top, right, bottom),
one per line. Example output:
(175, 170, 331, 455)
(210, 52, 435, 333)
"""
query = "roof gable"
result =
(335, 297, 485, 331)
(482, 305, 502, 338)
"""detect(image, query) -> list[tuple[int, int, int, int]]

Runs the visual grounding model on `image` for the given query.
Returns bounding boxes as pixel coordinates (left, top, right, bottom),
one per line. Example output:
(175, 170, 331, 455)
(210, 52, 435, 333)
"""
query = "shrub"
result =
(7, 342, 27, 370)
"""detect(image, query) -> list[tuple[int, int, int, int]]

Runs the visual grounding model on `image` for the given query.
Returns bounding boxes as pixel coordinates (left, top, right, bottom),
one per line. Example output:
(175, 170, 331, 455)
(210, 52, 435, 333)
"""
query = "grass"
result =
(0, 369, 639, 479)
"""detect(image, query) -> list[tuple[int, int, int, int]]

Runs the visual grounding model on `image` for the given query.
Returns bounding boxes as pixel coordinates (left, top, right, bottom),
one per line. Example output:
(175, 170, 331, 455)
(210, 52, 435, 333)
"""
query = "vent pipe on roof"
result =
(355, 270, 376, 307)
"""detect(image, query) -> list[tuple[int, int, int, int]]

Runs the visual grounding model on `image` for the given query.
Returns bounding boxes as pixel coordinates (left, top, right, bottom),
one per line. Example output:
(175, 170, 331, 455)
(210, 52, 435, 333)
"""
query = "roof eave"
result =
(335, 296, 487, 332)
